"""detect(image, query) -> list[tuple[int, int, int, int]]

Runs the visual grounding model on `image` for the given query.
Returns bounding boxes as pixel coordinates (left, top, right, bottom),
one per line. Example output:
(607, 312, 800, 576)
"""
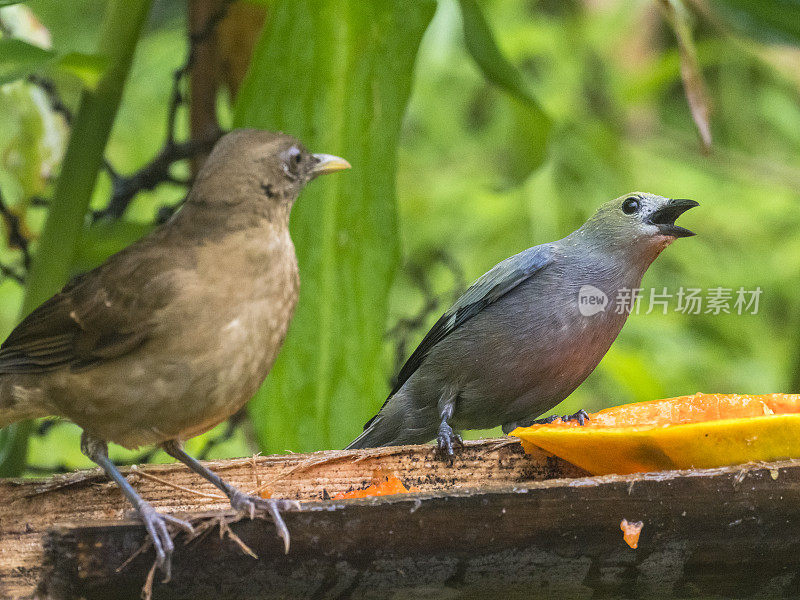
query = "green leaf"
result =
(0, 38, 108, 89)
(55, 51, 109, 90)
(0, 422, 32, 475)
(659, 0, 712, 152)
(710, 0, 800, 45)
(458, 0, 551, 180)
(234, 0, 436, 453)
(505, 95, 550, 183)
(0, 1, 25, 6)
(0, 38, 53, 86)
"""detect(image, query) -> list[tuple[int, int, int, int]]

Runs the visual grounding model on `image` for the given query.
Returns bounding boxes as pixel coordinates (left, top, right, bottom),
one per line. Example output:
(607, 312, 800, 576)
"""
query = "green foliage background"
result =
(1, 0, 799, 471)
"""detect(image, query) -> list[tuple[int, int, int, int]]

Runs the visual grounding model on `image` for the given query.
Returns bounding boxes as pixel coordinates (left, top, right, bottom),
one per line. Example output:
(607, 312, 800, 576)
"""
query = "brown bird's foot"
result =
(228, 489, 301, 553)
(436, 421, 463, 459)
(137, 503, 194, 580)
(162, 440, 300, 553)
(80, 433, 194, 582)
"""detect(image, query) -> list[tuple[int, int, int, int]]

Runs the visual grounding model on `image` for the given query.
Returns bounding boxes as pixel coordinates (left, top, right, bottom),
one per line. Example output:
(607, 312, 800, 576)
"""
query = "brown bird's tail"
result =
(0, 379, 48, 428)
(0, 407, 41, 429)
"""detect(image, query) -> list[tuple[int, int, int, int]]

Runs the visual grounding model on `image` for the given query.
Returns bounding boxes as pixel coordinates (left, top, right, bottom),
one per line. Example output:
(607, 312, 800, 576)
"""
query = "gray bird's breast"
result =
(417, 261, 636, 430)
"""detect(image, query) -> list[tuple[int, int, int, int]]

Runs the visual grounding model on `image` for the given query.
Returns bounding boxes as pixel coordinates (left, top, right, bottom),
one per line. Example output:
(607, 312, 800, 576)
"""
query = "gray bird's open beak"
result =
(647, 198, 699, 238)
(310, 153, 351, 178)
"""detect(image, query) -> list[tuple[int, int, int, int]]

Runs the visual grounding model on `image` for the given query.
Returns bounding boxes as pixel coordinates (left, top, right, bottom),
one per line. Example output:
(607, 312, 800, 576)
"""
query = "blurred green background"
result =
(1, 0, 799, 474)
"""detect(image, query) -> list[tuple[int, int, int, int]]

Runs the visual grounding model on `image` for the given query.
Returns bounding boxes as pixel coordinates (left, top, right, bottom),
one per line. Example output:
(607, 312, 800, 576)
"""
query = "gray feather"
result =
(356, 245, 555, 437)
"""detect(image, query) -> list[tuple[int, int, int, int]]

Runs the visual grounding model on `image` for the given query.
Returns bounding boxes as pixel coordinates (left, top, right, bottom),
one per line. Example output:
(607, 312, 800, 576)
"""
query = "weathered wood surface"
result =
(5, 439, 800, 599)
(0, 438, 583, 599)
(33, 457, 800, 600)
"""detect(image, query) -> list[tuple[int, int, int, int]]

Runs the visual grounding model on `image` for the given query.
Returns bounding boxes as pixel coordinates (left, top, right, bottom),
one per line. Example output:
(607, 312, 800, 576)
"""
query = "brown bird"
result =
(0, 129, 350, 576)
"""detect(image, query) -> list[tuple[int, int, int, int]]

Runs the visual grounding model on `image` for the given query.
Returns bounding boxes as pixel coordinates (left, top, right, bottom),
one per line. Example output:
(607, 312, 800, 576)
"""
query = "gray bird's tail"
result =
(345, 413, 398, 450)
(345, 389, 436, 450)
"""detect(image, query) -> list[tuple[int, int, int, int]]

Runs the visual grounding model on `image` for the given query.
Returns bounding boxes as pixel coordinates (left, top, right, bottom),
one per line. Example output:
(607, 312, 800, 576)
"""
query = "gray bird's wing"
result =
(0, 243, 179, 375)
(377, 244, 555, 414)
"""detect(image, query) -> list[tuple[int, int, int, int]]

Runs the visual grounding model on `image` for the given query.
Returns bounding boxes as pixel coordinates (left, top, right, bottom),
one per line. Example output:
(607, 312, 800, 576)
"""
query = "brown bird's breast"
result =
(173, 225, 300, 440)
(47, 224, 300, 449)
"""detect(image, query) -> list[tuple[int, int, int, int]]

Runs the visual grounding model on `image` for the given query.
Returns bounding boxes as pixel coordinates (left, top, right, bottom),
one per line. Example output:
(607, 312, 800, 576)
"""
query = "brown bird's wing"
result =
(0, 244, 179, 375)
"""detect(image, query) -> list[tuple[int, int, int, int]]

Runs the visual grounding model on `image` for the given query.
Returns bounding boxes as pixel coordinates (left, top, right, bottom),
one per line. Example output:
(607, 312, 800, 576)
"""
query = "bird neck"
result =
(164, 193, 292, 245)
(563, 226, 669, 280)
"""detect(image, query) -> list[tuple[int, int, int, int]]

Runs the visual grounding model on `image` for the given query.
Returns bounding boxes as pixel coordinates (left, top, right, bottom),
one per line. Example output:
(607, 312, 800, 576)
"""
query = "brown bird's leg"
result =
(161, 440, 299, 553)
(80, 432, 193, 580)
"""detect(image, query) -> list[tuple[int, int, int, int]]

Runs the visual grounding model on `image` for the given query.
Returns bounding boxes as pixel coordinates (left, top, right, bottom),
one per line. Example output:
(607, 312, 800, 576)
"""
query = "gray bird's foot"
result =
(228, 488, 301, 553)
(529, 415, 561, 425)
(436, 422, 463, 460)
(561, 409, 590, 426)
(529, 409, 590, 426)
(137, 502, 194, 582)
(510, 410, 591, 430)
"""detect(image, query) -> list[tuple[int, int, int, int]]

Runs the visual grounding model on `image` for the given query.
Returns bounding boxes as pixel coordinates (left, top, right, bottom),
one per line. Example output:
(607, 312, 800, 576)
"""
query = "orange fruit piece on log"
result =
(512, 393, 800, 475)
(620, 519, 644, 549)
(334, 470, 418, 499)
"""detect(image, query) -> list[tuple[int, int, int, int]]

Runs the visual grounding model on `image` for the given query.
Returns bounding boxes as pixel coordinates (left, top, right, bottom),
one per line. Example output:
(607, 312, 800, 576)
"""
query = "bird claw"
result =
(436, 422, 463, 460)
(529, 415, 561, 425)
(228, 489, 300, 554)
(138, 503, 193, 583)
(528, 410, 590, 427)
(561, 409, 590, 426)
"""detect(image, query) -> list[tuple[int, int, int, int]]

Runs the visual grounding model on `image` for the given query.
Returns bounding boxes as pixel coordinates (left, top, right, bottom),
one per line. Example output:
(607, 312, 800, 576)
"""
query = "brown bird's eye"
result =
(281, 146, 304, 179)
(622, 197, 640, 215)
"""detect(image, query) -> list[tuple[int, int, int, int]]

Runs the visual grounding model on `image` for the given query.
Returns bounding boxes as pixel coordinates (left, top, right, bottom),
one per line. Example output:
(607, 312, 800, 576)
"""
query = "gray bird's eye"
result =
(621, 197, 640, 215)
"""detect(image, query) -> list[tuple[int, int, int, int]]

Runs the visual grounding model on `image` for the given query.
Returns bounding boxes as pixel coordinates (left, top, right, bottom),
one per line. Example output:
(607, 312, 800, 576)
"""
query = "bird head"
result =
(188, 129, 350, 217)
(576, 192, 698, 257)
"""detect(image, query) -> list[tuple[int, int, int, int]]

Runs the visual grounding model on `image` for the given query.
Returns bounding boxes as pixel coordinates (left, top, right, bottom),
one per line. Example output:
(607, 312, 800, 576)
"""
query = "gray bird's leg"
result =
(80, 432, 193, 581)
(436, 388, 463, 458)
(162, 440, 300, 553)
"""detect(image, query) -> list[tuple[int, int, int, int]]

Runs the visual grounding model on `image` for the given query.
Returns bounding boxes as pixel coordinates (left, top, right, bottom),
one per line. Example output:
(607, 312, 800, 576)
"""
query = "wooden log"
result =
(36, 457, 800, 599)
(6, 438, 800, 599)
(0, 438, 583, 598)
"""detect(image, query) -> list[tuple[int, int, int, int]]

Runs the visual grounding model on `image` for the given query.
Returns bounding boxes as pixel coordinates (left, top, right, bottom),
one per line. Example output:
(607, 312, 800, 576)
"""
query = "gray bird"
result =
(0, 129, 350, 576)
(347, 193, 698, 454)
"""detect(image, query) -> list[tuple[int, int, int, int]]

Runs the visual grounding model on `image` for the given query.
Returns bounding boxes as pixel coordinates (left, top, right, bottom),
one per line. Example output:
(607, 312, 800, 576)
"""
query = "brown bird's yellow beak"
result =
(310, 153, 351, 178)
